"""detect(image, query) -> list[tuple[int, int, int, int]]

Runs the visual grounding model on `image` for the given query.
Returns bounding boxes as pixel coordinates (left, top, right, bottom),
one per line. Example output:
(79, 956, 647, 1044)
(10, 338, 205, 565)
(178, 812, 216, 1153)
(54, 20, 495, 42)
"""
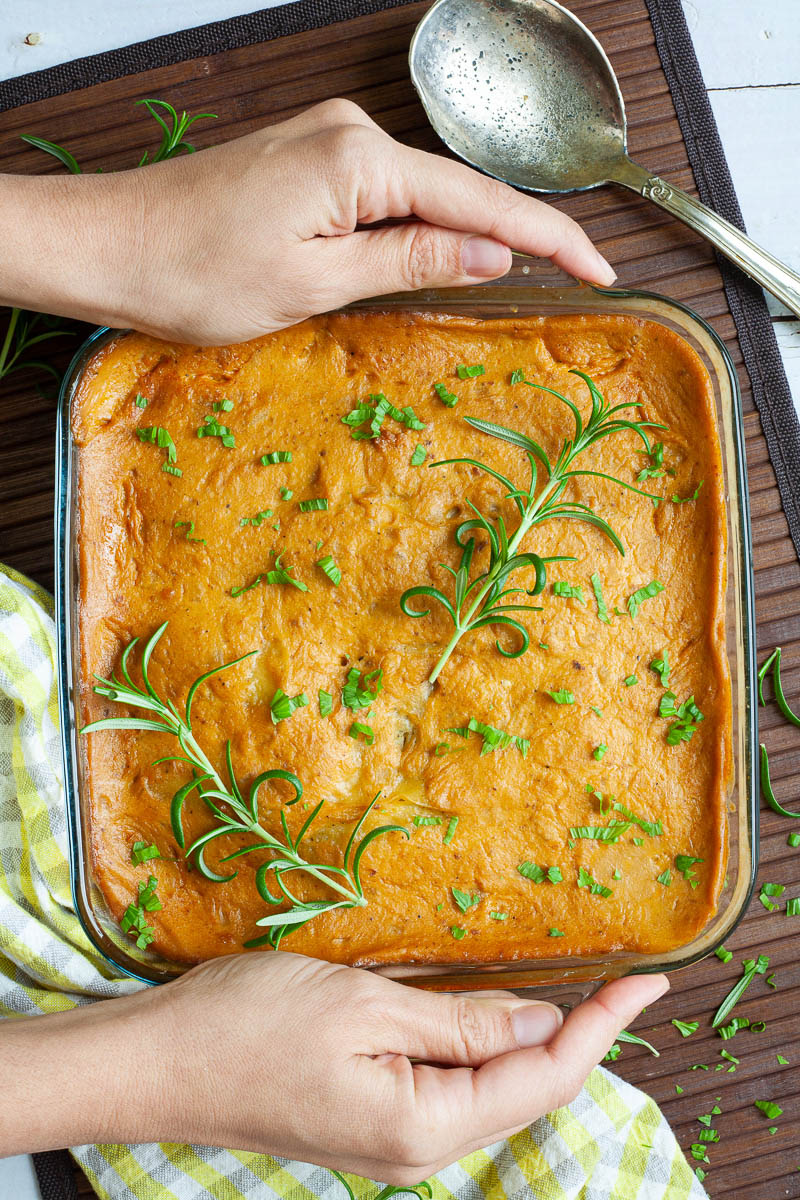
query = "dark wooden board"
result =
(1, 2, 798, 1196)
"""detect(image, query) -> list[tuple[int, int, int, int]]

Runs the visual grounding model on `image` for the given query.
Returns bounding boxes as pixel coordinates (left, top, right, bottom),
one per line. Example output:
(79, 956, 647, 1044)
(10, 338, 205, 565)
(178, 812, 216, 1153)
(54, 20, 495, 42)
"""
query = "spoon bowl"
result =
(410, 0, 800, 318)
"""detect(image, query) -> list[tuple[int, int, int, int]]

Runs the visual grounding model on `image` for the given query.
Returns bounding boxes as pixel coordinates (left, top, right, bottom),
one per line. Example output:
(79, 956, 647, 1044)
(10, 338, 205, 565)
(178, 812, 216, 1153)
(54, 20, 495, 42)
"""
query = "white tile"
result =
(0, 1155, 42, 1200)
(685, 0, 800, 89)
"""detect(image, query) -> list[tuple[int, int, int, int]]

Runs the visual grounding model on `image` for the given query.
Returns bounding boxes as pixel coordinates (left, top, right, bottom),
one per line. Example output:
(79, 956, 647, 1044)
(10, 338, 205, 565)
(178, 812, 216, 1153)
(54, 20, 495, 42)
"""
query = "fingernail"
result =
(511, 1002, 563, 1047)
(594, 249, 617, 285)
(462, 236, 512, 279)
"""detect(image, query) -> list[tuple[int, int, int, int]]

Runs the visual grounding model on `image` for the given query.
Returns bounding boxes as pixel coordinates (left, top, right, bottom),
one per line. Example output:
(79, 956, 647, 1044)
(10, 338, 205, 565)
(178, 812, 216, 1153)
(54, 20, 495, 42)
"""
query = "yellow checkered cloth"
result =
(0, 565, 707, 1200)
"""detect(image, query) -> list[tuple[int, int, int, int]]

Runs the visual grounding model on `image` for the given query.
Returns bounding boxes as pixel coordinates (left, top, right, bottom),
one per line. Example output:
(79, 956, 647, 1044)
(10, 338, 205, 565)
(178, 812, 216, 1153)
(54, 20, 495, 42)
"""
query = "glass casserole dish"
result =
(55, 278, 758, 989)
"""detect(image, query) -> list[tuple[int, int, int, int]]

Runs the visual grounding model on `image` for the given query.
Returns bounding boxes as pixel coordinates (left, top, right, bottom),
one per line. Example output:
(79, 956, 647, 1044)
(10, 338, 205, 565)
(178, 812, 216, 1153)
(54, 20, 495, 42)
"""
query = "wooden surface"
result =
(1, 2, 799, 1196)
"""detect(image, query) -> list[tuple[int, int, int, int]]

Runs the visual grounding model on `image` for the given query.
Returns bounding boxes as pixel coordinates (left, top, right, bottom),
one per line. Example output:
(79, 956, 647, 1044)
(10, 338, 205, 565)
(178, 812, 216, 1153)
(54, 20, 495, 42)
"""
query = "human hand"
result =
(136, 952, 666, 1183)
(5, 99, 615, 344)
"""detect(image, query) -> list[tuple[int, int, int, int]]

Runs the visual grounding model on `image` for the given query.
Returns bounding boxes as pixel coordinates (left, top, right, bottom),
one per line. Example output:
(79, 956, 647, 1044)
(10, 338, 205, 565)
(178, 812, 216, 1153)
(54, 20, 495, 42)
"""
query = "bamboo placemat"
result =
(1, 1, 798, 1196)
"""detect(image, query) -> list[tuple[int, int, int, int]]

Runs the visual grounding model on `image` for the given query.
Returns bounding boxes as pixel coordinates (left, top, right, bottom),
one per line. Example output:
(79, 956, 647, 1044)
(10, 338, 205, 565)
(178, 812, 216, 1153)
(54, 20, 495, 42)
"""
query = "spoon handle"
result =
(610, 158, 800, 320)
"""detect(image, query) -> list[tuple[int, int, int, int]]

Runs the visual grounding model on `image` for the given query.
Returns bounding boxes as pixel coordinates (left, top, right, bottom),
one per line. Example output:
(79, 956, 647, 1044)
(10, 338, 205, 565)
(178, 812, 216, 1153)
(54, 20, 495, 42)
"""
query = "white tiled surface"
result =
(0, 2, 797, 1194)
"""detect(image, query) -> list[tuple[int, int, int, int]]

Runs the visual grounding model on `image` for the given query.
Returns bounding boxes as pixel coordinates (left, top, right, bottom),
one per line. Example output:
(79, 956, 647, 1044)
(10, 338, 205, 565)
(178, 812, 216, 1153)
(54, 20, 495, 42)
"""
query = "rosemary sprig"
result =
(81, 623, 407, 949)
(0, 307, 69, 383)
(400, 370, 665, 682)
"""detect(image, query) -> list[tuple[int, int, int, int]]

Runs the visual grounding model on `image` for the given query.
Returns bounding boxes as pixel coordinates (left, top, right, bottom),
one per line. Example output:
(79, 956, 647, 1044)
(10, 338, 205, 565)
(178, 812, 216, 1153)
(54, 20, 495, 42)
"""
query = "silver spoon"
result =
(409, 0, 800, 318)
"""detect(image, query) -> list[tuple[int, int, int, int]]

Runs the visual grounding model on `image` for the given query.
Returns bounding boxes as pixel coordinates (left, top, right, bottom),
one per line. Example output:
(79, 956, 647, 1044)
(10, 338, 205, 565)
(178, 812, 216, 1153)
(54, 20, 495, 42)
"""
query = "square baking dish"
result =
(55, 280, 758, 988)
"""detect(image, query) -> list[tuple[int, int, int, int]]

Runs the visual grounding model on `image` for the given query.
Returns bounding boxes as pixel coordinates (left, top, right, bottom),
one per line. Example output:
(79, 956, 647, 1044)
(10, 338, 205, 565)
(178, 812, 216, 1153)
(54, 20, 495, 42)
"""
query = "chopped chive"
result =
(348, 719, 375, 746)
(676, 854, 704, 886)
(613, 868, 621, 880)
(590, 572, 610, 623)
(604, 1044, 621, 1062)
(490, 911, 508, 920)
(777, 1054, 789, 1065)
(540, 642, 550, 650)
(715, 946, 733, 963)
(174, 519, 206, 544)
(137, 425, 177, 465)
(548, 928, 565, 937)
(672, 1019, 699, 1038)
(624, 675, 638, 687)
(443, 816, 459, 844)
(270, 688, 309, 724)
(547, 689, 575, 705)
(197, 414, 235, 446)
(239, 509, 273, 527)
(299, 498, 329, 513)
(433, 742, 450, 756)
(593, 743, 607, 761)
(318, 689, 333, 717)
(754, 1100, 782, 1120)
(342, 666, 382, 711)
(657, 869, 672, 886)
(510, 368, 525, 384)
(434, 382, 458, 407)
(672, 482, 704, 504)
(452, 887, 480, 913)
(675, 1085, 684, 1094)
(134, 393, 148, 408)
(612, 801, 662, 837)
(316, 554, 341, 585)
(131, 841, 160, 864)
(787, 897, 800, 916)
(649, 649, 670, 687)
(414, 815, 443, 827)
(627, 580, 665, 620)
(577, 867, 612, 898)
(632, 837, 643, 846)
(279, 486, 293, 500)
(590, 705, 603, 718)
(411, 444, 427, 465)
(161, 462, 182, 477)
(660, 691, 704, 745)
(570, 822, 631, 844)
(261, 450, 292, 464)
(759, 881, 786, 911)
(212, 399, 234, 412)
(450, 925, 467, 939)
(788, 833, 800, 847)
(456, 363, 485, 379)
(553, 580, 585, 604)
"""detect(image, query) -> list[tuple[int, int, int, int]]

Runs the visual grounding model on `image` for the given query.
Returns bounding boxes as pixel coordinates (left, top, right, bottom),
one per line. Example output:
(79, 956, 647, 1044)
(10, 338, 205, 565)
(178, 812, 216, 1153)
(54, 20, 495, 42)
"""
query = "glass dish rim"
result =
(55, 281, 759, 988)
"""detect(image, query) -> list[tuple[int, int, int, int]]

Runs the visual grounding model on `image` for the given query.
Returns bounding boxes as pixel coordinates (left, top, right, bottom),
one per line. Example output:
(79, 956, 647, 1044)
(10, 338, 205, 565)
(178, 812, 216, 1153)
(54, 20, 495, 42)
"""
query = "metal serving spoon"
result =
(409, 0, 800, 318)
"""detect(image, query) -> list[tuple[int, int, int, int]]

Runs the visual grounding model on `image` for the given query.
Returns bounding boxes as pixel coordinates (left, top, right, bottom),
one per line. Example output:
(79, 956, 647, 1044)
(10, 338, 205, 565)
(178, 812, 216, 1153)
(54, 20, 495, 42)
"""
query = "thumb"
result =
(377, 985, 564, 1066)
(310, 221, 513, 301)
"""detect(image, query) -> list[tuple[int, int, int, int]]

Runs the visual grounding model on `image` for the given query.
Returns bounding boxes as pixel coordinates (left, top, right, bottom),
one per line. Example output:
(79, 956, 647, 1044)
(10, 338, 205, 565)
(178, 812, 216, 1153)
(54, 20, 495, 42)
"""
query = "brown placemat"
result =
(1, 2, 798, 1197)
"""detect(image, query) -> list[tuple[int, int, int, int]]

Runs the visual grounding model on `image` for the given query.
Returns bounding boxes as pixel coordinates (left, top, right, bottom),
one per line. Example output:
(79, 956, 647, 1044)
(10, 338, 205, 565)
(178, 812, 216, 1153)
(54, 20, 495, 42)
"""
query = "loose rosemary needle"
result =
(400, 370, 665, 682)
(81, 623, 407, 948)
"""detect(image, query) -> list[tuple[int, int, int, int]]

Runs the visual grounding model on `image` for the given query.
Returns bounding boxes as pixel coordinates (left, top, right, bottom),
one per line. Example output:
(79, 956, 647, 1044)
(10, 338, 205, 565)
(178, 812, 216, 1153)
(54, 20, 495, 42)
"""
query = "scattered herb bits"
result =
(450, 926, 467, 940)
(316, 555, 341, 585)
(270, 689, 309, 724)
(131, 841, 160, 864)
(577, 867, 612, 898)
(318, 689, 333, 717)
(671, 1019, 698, 1038)
(434, 382, 458, 407)
(197, 414, 234, 446)
(649, 649, 670, 687)
(443, 816, 459, 845)
(134, 392, 148, 409)
(553, 580, 585, 604)
(261, 450, 292, 464)
(136, 425, 178, 471)
(174, 520, 205, 544)
(547, 689, 575, 705)
(456, 363, 485, 379)
(452, 887, 480, 913)
(590, 572, 610, 623)
(624, 675, 638, 687)
(411, 444, 427, 465)
(627, 580, 664, 620)
(342, 667, 382, 711)
(299, 498, 329, 513)
(593, 743, 607, 761)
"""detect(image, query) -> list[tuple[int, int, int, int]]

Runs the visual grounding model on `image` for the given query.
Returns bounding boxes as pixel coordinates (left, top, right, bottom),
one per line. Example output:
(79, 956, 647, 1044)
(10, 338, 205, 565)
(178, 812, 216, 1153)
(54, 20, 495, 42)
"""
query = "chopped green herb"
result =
(788, 833, 800, 847)
(672, 1019, 699, 1038)
(637, 441, 665, 481)
(766, 973, 777, 989)
(134, 393, 148, 409)
(540, 642, 550, 650)
(443, 816, 459, 844)
(617, 1030, 660, 1057)
(448, 717, 528, 757)
(612, 801, 663, 837)
(174, 520, 206, 544)
(577, 867, 613, 898)
(452, 887, 480, 913)
(632, 837, 643, 846)
(712, 955, 769, 1027)
(613, 868, 621, 880)
(675, 1085, 684, 1094)
(553, 580, 585, 604)
(715, 946, 733, 963)
(280, 486, 293, 500)
(754, 1100, 782, 1120)
(261, 450, 292, 464)
(624, 675, 638, 687)
(411, 444, 427, 465)
(589, 572, 610, 623)
(456, 363, 485, 379)
(433, 742, 451, 756)
(759, 881, 786, 911)
(570, 822, 631, 844)
(627, 580, 665, 620)
(450, 925, 467, 939)
(547, 689, 575, 705)
(161, 463, 182, 477)
(490, 911, 508, 920)
(593, 743, 608, 761)
(318, 689, 333, 717)
(316, 555, 341, 585)
(342, 667, 382, 711)
(510, 368, 525, 385)
(197, 414, 235, 446)
(672, 482, 704, 504)
(348, 719, 375, 746)
(649, 649, 670, 687)
(656, 869, 672, 886)
(548, 928, 565, 937)
(413, 815, 443, 827)
(270, 688, 309, 724)
(343, 392, 426, 440)
(777, 1054, 789, 1065)
(604, 1044, 622, 1062)
(239, 509, 273, 527)
(660, 691, 704, 745)
(717, 1016, 751, 1040)
(131, 841, 160, 864)
(787, 897, 800, 916)
(675, 854, 704, 886)
(590, 705, 603, 718)
(212, 399, 234, 412)
(136, 425, 177, 465)
(299, 498, 329, 513)
(434, 382, 458, 407)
